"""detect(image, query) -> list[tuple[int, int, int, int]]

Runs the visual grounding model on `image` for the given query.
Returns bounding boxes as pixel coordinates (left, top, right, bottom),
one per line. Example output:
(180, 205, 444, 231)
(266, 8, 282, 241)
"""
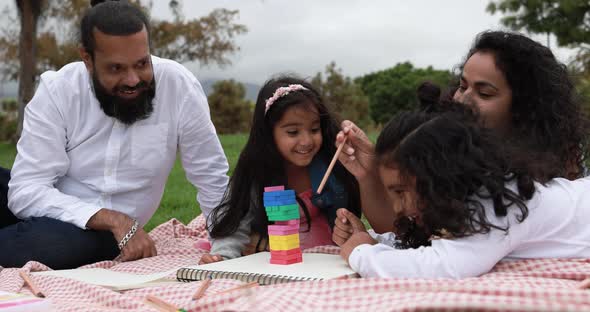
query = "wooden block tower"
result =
(264, 186, 303, 264)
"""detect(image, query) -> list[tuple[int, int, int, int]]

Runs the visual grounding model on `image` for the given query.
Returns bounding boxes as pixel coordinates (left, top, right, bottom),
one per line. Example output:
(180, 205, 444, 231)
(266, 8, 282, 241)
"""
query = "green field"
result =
(0, 134, 248, 231)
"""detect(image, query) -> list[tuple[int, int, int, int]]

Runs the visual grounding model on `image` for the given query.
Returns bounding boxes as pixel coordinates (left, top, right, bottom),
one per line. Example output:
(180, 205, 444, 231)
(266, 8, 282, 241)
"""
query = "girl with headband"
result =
(200, 76, 361, 263)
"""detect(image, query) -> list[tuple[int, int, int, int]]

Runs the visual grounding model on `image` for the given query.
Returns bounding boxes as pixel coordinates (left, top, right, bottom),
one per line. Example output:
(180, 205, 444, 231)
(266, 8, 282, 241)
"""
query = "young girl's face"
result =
(379, 164, 421, 220)
(273, 103, 322, 168)
(454, 51, 513, 133)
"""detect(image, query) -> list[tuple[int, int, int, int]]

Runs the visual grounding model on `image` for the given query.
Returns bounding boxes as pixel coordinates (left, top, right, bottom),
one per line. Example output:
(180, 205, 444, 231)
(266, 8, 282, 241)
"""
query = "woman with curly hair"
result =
(331, 30, 589, 237)
(337, 106, 590, 278)
(453, 30, 588, 181)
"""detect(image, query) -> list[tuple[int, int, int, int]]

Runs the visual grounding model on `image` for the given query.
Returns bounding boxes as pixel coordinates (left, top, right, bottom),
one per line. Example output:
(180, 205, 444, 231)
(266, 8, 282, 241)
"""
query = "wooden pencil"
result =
(317, 137, 347, 194)
(18, 271, 45, 298)
(216, 281, 259, 295)
(192, 278, 212, 300)
(145, 294, 180, 312)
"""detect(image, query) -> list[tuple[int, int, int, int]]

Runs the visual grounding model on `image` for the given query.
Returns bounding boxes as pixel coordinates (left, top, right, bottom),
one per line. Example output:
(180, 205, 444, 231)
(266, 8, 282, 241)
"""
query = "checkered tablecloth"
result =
(1, 214, 589, 312)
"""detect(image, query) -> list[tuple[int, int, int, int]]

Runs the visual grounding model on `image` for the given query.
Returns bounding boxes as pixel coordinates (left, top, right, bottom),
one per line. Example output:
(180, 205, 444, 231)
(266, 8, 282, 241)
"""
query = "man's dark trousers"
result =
(0, 167, 119, 269)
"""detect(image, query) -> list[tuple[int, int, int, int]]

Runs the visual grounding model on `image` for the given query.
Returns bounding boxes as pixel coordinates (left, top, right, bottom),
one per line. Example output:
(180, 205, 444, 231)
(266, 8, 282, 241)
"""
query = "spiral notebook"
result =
(176, 252, 358, 285)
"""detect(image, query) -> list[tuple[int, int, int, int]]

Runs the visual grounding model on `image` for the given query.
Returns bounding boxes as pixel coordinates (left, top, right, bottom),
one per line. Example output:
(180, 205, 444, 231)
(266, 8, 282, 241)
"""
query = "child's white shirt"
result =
(350, 176, 590, 279)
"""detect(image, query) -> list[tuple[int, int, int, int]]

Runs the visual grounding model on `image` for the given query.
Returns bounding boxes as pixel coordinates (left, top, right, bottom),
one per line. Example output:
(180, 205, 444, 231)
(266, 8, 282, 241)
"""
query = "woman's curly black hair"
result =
(375, 104, 536, 248)
(455, 30, 589, 181)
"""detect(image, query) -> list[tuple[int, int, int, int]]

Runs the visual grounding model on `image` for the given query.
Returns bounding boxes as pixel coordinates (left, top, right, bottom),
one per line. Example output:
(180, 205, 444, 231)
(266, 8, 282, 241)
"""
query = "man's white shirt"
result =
(8, 56, 229, 229)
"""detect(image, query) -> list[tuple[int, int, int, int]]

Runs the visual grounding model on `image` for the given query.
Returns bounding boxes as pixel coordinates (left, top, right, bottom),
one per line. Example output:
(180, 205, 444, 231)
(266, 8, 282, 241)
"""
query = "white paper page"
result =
(32, 268, 178, 290)
(183, 252, 356, 280)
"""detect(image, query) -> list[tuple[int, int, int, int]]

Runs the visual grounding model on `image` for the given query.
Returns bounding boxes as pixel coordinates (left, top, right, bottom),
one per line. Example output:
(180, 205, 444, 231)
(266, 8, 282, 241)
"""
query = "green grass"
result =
(145, 133, 247, 230)
(0, 132, 375, 231)
(0, 143, 16, 168)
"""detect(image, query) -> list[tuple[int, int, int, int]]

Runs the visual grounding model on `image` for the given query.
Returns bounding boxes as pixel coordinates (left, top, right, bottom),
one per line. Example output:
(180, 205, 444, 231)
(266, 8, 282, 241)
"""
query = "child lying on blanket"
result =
(336, 105, 590, 279)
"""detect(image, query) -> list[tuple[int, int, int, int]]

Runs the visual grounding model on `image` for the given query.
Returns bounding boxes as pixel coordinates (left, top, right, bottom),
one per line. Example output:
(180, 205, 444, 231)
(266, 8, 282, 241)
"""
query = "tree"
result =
(357, 62, 452, 125)
(487, 0, 590, 73)
(11, 0, 43, 140)
(311, 62, 371, 129)
(0, 0, 247, 139)
(208, 79, 252, 134)
(487, 0, 589, 48)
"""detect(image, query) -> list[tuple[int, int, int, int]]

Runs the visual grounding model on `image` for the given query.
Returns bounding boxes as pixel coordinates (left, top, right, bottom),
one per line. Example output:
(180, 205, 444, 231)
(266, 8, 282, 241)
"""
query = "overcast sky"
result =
(0, 0, 578, 86)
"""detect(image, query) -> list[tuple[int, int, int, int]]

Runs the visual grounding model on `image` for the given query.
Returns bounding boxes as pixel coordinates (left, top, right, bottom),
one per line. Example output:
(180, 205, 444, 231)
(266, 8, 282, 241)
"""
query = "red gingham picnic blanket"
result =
(1, 214, 590, 312)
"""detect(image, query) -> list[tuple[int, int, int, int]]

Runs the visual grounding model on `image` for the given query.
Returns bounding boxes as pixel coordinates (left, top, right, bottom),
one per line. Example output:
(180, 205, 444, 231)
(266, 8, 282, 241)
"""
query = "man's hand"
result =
(339, 231, 377, 264)
(336, 120, 377, 180)
(87, 209, 157, 262)
(332, 208, 367, 246)
(199, 254, 224, 264)
(116, 226, 157, 262)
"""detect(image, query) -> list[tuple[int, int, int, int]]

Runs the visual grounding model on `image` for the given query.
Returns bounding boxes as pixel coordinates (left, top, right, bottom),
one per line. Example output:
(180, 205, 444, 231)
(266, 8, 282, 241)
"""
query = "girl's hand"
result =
(332, 208, 367, 246)
(199, 254, 223, 264)
(336, 120, 377, 180)
(339, 231, 377, 264)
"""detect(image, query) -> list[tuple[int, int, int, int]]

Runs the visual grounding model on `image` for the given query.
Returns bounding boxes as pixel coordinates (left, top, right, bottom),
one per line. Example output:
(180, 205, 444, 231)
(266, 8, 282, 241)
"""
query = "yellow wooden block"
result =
(268, 233, 299, 244)
(269, 239, 300, 250)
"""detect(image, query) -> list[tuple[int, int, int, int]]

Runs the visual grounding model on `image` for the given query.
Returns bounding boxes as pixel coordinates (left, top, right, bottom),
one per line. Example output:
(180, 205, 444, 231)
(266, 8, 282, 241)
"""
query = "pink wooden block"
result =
(275, 219, 300, 226)
(268, 223, 299, 232)
(268, 228, 299, 235)
(264, 185, 285, 192)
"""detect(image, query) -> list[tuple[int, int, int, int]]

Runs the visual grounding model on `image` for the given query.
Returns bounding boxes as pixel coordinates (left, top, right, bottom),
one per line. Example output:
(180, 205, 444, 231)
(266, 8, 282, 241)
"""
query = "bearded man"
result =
(0, 0, 229, 269)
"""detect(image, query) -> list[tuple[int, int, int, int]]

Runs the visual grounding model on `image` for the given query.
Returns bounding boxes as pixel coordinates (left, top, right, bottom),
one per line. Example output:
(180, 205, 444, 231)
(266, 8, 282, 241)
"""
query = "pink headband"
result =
(264, 84, 309, 115)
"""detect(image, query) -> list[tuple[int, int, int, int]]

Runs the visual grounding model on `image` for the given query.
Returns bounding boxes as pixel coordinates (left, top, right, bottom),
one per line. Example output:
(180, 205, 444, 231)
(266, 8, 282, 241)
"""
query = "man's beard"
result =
(93, 73, 156, 125)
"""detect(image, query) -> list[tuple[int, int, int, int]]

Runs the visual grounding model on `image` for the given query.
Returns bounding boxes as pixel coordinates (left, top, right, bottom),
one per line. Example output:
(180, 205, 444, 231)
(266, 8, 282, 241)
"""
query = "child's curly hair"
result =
(376, 104, 536, 248)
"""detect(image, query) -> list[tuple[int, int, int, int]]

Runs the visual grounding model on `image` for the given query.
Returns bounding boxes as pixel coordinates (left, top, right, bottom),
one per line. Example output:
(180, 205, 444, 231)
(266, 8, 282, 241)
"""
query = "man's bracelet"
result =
(118, 219, 139, 250)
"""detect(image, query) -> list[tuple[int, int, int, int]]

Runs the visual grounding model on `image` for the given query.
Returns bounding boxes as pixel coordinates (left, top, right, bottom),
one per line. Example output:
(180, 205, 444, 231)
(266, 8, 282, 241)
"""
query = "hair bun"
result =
(417, 81, 441, 111)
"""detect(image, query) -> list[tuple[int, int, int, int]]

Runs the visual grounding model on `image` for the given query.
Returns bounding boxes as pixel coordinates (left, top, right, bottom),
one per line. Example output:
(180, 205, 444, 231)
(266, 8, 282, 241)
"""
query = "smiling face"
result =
(378, 164, 420, 220)
(454, 51, 513, 133)
(272, 103, 323, 169)
(80, 26, 155, 124)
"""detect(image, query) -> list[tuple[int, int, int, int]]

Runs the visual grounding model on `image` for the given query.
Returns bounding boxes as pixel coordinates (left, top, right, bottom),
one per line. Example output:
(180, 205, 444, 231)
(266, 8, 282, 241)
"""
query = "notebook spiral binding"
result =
(176, 268, 318, 285)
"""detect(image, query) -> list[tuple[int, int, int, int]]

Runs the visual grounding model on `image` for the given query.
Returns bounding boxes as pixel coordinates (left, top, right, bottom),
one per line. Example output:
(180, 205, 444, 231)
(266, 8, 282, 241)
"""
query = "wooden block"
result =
(268, 223, 299, 232)
(268, 228, 298, 236)
(263, 198, 297, 206)
(266, 210, 300, 221)
(270, 248, 301, 256)
(269, 239, 300, 251)
(268, 223, 299, 235)
(270, 256, 303, 265)
(263, 190, 295, 198)
(270, 251, 303, 261)
(264, 186, 285, 192)
(269, 233, 299, 243)
(264, 204, 299, 213)
(275, 220, 300, 226)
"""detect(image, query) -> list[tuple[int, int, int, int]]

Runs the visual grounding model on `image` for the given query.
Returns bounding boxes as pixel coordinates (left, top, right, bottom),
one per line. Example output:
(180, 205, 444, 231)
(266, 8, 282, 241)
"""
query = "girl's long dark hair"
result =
(208, 75, 361, 239)
(376, 104, 536, 248)
(455, 30, 589, 181)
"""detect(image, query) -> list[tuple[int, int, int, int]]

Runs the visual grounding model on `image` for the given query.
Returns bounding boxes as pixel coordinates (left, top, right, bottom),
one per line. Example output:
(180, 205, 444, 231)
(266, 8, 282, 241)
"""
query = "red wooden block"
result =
(270, 256, 302, 265)
(270, 248, 302, 256)
(270, 252, 302, 261)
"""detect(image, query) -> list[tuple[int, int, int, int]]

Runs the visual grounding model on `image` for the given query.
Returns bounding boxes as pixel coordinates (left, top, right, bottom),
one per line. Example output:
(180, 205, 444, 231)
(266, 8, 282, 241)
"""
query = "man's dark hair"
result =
(81, 0, 150, 57)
